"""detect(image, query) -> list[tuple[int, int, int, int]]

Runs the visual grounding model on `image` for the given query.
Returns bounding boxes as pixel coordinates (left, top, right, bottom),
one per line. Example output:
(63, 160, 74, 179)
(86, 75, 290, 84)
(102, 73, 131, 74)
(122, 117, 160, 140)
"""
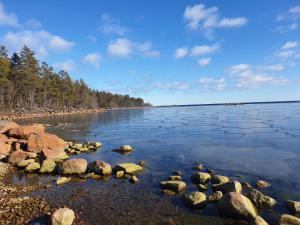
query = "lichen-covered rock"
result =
(28, 132, 68, 153)
(211, 175, 230, 185)
(114, 163, 143, 175)
(56, 177, 71, 186)
(8, 150, 30, 164)
(17, 159, 35, 167)
(62, 158, 87, 174)
(8, 124, 45, 139)
(25, 162, 40, 172)
(191, 172, 211, 184)
(115, 170, 124, 178)
(51, 207, 75, 225)
(213, 181, 242, 193)
(244, 187, 276, 208)
(168, 175, 182, 181)
(198, 184, 209, 191)
(285, 200, 300, 217)
(256, 180, 270, 189)
(279, 214, 300, 225)
(40, 160, 56, 173)
(89, 160, 112, 175)
(208, 191, 223, 202)
(218, 192, 257, 219)
(119, 145, 133, 152)
(130, 175, 139, 184)
(183, 191, 206, 208)
(250, 216, 269, 225)
(160, 180, 186, 192)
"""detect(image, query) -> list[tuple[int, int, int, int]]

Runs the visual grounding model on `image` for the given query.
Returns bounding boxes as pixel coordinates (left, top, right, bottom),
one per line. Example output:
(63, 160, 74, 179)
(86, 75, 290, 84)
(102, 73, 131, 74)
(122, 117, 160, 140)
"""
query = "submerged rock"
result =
(56, 177, 71, 186)
(256, 180, 270, 189)
(89, 160, 112, 175)
(25, 162, 40, 172)
(191, 172, 211, 184)
(119, 145, 133, 152)
(138, 160, 146, 167)
(130, 175, 139, 184)
(51, 207, 75, 225)
(168, 175, 182, 181)
(212, 181, 242, 193)
(198, 184, 209, 192)
(208, 191, 223, 202)
(193, 163, 203, 170)
(40, 160, 56, 173)
(279, 214, 300, 225)
(244, 187, 276, 208)
(218, 192, 257, 219)
(285, 200, 300, 217)
(160, 180, 187, 192)
(62, 158, 87, 174)
(211, 175, 230, 185)
(114, 163, 143, 175)
(250, 216, 269, 225)
(183, 191, 206, 208)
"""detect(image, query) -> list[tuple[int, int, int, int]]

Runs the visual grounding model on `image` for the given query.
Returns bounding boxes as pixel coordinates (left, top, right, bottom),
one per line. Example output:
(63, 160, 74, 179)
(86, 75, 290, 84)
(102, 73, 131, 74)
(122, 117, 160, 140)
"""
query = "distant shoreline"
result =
(156, 100, 300, 108)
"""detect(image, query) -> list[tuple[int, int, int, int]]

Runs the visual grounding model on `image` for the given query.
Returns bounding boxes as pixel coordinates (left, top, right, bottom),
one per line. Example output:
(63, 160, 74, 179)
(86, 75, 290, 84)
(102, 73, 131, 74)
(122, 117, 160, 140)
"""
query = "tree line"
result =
(0, 45, 148, 113)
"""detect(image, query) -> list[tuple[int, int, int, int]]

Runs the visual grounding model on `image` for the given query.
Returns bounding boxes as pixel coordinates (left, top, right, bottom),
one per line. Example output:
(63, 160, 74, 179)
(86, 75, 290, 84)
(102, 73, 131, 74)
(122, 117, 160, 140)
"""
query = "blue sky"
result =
(0, 0, 300, 105)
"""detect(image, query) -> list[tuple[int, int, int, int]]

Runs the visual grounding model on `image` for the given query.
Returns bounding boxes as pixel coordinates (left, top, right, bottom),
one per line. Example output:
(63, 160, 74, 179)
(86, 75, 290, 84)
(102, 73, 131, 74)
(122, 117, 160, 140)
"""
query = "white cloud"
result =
(197, 57, 211, 66)
(26, 19, 42, 29)
(83, 53, 102, 68)
(227, 64, 288, 88)
(191, 43, 220, 56)
(276, 6, 300, 32)
(0, 2, 19, 26)
(261, 64, 284, 71)
(198, 77, 226, 91)
(281, 41, 298, 49)
(53, 60, 76, 72)
(136, 41, 160, 58)
(2, 30, 74, 57)
(107, 38, 132, 57)
(289, 6, 300, 17)
(184, 3, 247, 38)
(152, 81, 189, 90)
(174, 48, 189, 59)
(100, 13, 128, 36)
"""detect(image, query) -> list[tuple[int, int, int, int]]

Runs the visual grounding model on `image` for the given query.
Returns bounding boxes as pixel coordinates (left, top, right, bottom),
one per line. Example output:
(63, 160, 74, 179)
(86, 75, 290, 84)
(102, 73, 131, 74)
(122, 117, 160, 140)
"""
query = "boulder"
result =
(191, 172, 211, 184)
(51, 207, 75, 225)
(115, 170, 124, 178)
(62, 158, 87, 174)
(285, 201, 300, 217)
(213, 181, 242, 193)
(25, 162, 41, 172)
(0, 121, 19, 134)
(211, 175, 230, 185)
(130, 175, 139, 184)
(183, 191, 206, 208)
(198, 184, 209, 191)
(208, 191, 223, 202)
(41, 148, 69, 161)
(114, 163, 143, 175)
(56, 177, 71, 186)
(119, 145, 133, 152)
(168, 175, 182, 181)
(89, 160, 112, 175)
(256, 180, 270, 189)
(8, 150, 30, 164)
(8, 124, 45, 139)
(218, 192, 257, 219)
(279, 214, 300, 225)
(160, 180, 187, 192)
(193, 163, 203, 170)
(40, 160, 56, 173)
(28, 132, 68, 153)
(250, 216, 269, 225)
(0, 133, 8, 141)
(244, 187, 276, 208)
(17, 159, 35, 167)
(0, 142, 11, 156)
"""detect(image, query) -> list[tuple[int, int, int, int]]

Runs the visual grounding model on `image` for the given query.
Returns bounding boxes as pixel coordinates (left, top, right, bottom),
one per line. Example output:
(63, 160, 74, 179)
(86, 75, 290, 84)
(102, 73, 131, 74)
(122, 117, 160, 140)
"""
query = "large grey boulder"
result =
(51, 207, 75, 225)
(244, 187, 276, 208)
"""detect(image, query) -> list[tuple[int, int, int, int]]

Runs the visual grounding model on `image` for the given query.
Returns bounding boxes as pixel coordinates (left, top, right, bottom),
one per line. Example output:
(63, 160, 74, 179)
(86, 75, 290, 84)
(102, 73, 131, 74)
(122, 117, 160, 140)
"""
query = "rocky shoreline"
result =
(0, 120, 300, 225)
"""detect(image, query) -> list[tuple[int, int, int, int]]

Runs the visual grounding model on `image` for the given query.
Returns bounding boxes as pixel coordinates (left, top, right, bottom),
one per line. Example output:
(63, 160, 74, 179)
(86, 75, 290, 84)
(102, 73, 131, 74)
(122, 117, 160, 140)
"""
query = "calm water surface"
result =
(8, 103, 300, 224)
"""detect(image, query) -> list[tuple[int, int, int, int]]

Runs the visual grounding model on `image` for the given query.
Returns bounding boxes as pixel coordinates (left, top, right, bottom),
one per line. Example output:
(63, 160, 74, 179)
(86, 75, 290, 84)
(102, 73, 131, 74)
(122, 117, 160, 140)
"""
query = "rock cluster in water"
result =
(159, 162, 300, 225)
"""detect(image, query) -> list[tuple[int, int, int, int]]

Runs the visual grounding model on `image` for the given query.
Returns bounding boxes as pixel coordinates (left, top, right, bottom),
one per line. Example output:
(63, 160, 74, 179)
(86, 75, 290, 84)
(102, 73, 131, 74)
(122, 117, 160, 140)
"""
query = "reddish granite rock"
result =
(0, 121, 19, 134)
(0, 133, 8, 141)
(0, 142, 11, 156)
(27, 132, 68, 153)
(62, 158, 87, 174)
(8, 124, 45, 139)
(41, 148, 69, 161)
(8, 150, 30, 164)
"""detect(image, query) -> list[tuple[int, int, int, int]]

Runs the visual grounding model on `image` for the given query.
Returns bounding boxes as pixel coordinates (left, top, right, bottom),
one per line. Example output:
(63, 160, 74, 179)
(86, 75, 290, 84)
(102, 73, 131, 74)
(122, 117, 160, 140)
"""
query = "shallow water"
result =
(7, 103, 300, 224)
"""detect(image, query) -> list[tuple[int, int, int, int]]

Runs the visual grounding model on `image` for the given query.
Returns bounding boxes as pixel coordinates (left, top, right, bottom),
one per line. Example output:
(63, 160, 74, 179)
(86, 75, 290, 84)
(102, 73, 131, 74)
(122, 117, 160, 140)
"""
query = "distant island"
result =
(0, 45, 149, 117)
